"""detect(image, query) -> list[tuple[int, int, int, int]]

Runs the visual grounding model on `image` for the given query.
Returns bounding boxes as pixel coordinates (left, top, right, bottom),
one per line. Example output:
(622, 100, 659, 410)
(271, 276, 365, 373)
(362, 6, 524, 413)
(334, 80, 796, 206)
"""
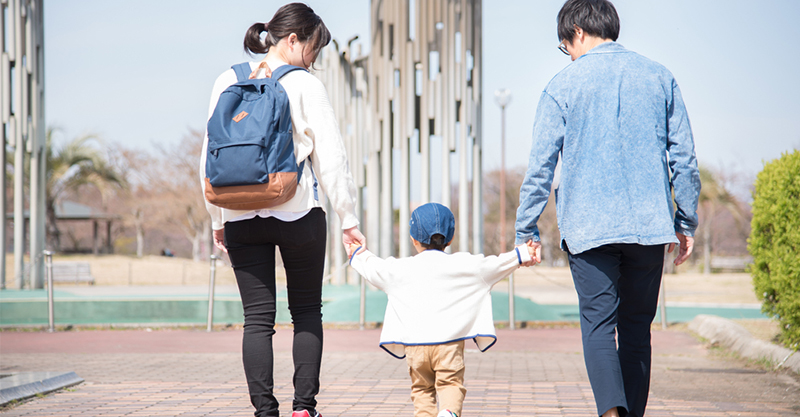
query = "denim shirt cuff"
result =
(515, 233, 540, 246)
(674, 221, 696, 237)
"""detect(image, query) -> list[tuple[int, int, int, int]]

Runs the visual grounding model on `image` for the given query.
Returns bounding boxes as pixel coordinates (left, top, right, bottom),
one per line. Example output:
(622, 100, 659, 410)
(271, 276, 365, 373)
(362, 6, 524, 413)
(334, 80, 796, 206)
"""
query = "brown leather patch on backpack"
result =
(204, 173, 298, 210)
(232, 111, 248, 123)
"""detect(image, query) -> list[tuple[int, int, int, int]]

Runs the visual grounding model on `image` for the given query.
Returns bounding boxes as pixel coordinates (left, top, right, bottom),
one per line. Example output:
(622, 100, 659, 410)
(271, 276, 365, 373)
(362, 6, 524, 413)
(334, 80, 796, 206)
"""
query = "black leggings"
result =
(224, 208, 327, 417)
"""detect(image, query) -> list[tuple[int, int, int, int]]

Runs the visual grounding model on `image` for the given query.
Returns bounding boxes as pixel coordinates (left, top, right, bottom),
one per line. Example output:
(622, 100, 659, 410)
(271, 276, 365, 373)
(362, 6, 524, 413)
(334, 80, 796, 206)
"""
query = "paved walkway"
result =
(1, 326, 799, 416)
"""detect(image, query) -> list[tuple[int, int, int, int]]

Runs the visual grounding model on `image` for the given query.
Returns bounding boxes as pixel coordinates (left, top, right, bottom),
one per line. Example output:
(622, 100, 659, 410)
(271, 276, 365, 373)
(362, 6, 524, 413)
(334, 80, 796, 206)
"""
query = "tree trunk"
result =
(201, 220, 211, 260)
(703, 218, 712, 275)
(664, 248, 676, 274)
(46, 203, 61, 251)
(192, 231, 201, 262)
(134, 209, 144, 258)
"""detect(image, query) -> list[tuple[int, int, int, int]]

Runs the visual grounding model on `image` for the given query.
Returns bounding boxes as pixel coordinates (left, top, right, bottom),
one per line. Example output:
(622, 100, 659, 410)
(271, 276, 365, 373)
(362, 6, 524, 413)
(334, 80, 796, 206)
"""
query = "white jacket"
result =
(199, 60, 359, 230)
(350, 247, 531, 358)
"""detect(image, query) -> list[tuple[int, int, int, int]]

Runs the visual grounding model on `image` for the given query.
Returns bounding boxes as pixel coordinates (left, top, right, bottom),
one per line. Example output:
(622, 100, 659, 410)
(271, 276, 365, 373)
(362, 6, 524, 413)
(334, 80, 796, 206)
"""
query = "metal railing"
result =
(39, 251, 519, 332)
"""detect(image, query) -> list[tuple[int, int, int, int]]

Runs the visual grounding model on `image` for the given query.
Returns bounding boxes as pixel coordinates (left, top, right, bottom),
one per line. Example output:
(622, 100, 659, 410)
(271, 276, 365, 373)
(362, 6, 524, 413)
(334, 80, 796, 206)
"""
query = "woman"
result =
(199, 4, 365, 417)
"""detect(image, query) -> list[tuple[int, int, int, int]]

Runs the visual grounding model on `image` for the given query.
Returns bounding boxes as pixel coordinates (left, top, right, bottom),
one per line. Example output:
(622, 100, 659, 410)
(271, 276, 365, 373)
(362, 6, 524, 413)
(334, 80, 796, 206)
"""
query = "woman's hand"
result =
(213, 228, 227, 253)
(343, 226, 366, 252)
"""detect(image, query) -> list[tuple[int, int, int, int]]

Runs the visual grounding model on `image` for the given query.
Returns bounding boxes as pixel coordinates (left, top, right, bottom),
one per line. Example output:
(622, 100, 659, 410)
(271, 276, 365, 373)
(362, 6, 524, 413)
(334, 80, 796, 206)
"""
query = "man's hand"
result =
(668, 233, 694, 265)
(213, 228, 227, 254)
(521, 239, 542, 267)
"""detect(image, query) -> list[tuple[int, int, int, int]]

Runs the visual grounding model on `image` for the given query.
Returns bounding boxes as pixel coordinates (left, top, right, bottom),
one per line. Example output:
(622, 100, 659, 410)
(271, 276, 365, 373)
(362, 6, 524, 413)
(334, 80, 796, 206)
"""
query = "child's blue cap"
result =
(409, 203, 455, 244)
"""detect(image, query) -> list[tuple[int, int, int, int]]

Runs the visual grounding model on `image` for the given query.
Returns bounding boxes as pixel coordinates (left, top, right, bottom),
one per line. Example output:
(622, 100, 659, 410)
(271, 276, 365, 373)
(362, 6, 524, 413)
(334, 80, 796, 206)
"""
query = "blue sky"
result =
(45, 1, 800, 196)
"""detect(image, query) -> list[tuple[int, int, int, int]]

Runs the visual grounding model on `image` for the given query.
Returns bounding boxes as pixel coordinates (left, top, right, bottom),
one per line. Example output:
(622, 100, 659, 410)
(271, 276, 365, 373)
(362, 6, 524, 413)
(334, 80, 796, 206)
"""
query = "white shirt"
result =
(199, 60, 359, 230)
(350, 247, 532, 358)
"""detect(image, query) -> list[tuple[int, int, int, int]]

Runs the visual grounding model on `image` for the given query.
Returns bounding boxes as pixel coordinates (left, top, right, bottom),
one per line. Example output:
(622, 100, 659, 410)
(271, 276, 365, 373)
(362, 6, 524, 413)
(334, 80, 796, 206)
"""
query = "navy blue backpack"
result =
(204, 63, 307, 210)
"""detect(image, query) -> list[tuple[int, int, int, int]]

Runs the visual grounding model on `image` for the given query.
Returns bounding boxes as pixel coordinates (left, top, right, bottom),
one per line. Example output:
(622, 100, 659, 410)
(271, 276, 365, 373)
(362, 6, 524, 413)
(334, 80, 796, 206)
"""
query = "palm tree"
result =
(697, 167, 745, 274)
(45, 129, 126, 250)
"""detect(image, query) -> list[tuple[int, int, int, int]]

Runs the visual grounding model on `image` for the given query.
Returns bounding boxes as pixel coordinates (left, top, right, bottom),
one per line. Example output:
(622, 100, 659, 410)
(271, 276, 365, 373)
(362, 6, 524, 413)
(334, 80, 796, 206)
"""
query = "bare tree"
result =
(150, 129, 211, 261)
(105, 144, 156, 258)
(697, 166, 748, 274)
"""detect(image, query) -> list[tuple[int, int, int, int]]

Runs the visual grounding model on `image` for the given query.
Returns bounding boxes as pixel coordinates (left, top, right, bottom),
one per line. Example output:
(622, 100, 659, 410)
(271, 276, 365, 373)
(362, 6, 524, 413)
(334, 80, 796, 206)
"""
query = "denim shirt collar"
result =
(579, 41, 626, 59)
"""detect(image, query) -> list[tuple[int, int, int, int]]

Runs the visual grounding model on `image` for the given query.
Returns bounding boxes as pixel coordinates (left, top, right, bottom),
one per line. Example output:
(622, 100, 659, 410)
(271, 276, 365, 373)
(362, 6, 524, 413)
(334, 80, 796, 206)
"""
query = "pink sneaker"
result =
(291, 410, 321, 417)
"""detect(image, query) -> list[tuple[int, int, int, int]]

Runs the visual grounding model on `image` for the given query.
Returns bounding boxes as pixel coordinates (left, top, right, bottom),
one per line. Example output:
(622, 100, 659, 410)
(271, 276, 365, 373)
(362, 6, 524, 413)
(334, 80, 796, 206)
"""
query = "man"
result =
(515, 1, 701, 416)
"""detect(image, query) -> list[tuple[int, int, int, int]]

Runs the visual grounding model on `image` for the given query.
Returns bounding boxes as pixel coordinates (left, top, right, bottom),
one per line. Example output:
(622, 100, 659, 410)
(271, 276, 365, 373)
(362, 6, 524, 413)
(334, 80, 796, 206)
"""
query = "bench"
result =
(50, 262, 95, 285)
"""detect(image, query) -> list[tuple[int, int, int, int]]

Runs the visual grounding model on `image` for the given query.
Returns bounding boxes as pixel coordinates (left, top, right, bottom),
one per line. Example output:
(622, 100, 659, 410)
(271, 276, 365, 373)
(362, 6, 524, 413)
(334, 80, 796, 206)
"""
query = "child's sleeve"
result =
(480, 245, 532, 286)
(349, 248, 397, 291)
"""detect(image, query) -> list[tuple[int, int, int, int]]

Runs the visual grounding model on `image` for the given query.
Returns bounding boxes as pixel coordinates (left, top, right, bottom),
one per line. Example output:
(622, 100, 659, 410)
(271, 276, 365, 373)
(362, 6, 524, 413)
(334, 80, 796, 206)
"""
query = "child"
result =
(348, 202, 534, 417)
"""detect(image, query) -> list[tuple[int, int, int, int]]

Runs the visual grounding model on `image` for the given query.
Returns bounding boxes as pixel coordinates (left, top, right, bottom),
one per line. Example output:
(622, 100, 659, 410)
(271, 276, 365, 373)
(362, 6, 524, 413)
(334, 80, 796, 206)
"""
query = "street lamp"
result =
(494, 89, 511, 253)
(495, 89, 515, 330)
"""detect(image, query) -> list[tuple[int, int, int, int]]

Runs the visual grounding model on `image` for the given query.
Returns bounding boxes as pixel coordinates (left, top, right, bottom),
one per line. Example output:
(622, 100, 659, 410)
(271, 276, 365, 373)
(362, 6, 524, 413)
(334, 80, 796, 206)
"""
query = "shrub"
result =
(748, 149, 800, 349)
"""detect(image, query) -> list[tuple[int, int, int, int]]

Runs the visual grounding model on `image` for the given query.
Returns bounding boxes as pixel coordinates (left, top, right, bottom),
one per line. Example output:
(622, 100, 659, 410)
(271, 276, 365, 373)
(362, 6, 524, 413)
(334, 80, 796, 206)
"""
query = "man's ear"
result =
(574, 26, 584, 44)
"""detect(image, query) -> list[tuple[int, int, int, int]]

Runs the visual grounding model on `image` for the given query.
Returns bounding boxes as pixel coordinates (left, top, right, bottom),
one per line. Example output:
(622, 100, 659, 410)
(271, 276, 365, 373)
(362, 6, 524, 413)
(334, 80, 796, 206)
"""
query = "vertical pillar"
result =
(29, 145, 41, 286)
(106, 220, 113, 254)
(27, 0, 44, 288)
(399, 122, 410, 257)
(0, 0, 7, 289)
(380, 115, 393, 257)
(457, 1, 469, 252)
(35, 0, 46, 268)
(472, 0, 483, 255)
(397, 4, 411, 259)
(92, 220, 99, 256)
(4, 0, 44, 289)
(0, 128, 5, 289)
(12, 0, 26, 289)
(379, 1, 394, 258)
(473, 141, 483, 253)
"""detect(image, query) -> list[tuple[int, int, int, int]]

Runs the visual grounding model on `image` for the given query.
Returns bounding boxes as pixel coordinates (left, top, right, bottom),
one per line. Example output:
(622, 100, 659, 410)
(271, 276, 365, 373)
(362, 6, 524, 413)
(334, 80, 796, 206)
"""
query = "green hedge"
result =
(748, 149, 800, 349)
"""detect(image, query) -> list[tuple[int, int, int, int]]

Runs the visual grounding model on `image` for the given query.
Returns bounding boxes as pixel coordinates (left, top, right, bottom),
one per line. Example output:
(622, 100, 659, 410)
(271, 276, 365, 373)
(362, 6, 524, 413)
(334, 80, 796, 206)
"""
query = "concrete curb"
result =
(0, 372, 83, 406)
(688, 314, 800, 374)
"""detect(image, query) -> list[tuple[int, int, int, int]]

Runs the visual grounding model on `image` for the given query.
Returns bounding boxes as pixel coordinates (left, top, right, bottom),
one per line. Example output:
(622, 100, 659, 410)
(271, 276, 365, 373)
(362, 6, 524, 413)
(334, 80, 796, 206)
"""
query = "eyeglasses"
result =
(558, 41, 570, 55)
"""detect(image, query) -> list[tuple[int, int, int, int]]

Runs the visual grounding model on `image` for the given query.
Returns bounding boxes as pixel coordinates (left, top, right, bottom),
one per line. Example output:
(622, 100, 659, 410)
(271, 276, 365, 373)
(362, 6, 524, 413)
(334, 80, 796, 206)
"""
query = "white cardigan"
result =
(199, 60, 359, 231)
(350, 247, 531, 359)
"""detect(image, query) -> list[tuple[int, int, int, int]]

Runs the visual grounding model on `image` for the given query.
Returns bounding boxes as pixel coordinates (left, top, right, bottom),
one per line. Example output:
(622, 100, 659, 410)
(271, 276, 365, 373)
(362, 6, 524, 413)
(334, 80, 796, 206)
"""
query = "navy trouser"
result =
(567, 243, 665, 417)
(224, 208, 327, 417)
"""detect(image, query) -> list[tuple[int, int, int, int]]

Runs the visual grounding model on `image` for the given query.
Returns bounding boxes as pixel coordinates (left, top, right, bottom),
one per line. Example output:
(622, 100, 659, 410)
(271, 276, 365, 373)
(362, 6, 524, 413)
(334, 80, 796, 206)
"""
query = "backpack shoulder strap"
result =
(271, 65, 308, 81)
(231, 63, 252, 82)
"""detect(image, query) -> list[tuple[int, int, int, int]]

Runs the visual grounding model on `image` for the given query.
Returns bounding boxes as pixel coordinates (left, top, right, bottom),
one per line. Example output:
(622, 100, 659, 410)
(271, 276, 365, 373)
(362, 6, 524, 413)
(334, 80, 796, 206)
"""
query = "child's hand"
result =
(347, 243, 365, 258)
(521, 240, 542, 266)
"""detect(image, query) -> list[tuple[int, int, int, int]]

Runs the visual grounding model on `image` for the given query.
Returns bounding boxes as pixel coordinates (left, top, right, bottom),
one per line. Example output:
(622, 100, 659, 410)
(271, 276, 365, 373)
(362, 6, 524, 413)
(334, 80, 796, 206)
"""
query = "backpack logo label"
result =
(233, 111, 248, 123)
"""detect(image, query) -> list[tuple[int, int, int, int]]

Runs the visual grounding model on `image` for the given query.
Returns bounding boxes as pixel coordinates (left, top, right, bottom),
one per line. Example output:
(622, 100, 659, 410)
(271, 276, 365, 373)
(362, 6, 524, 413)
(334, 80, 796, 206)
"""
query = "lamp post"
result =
(494, 89, 513, 329)
(494, 89, 511, 252)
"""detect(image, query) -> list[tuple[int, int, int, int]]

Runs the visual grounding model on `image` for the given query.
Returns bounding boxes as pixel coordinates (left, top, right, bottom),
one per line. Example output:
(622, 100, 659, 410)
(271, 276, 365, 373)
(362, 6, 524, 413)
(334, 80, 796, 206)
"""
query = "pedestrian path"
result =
(1, 327, 798, 416)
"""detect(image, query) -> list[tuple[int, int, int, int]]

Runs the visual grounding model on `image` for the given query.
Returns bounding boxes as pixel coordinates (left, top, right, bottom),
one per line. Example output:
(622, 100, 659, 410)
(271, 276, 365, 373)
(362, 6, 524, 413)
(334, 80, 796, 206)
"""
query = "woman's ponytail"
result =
(242, 3, 331, 61)
(243, 22, 269, 55)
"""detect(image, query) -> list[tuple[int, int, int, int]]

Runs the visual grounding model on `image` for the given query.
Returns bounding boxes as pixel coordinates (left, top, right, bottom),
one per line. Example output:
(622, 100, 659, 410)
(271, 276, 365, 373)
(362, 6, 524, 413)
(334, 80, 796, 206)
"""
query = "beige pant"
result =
(405, 340, 466, 417)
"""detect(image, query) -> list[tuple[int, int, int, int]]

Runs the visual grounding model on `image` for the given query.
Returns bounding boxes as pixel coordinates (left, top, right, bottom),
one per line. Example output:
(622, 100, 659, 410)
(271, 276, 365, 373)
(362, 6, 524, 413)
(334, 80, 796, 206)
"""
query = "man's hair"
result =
(557, 0, 620, 42)
(420, 233, 448, 251)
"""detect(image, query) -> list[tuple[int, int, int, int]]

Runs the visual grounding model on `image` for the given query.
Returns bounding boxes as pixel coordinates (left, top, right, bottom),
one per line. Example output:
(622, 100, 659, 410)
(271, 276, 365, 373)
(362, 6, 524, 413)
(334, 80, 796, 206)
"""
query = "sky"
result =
(44, 0, 800, 199)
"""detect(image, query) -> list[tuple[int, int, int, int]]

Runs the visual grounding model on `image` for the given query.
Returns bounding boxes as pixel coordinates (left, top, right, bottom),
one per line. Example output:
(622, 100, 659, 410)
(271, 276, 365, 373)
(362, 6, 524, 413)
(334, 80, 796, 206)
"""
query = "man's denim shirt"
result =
(515, 42, 701, 254)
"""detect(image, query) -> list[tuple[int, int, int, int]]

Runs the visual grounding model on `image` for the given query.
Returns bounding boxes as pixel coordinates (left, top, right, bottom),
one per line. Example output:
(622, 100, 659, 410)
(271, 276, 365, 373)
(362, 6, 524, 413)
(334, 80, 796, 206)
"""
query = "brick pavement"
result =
(1, 327, 799, 416)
